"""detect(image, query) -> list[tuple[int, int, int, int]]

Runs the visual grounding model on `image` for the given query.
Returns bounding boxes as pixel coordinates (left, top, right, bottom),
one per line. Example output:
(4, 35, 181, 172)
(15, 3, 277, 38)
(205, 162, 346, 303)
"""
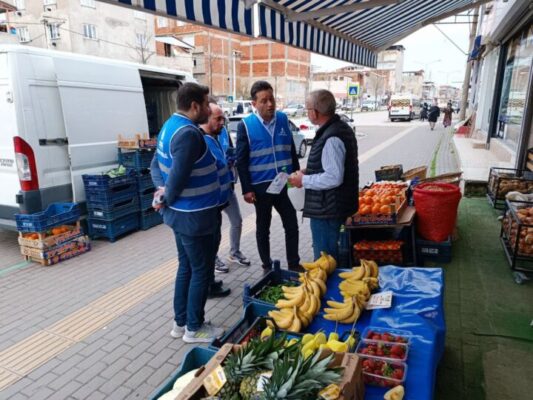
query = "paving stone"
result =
(71, 376, 107, 400)
(99, 370, 131, 395)
(107, 386, 133, 400)
(100, 357, 132, 380)
(47, 380, 81, 400)
(123, 365, 155, 389)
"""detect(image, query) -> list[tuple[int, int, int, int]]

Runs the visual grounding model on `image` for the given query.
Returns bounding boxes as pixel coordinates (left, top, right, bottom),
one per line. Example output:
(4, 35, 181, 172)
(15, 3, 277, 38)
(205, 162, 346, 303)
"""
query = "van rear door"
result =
(53, 57, 149, 202)
(390, 98, 411, 118)
(0, 52, 20, 224)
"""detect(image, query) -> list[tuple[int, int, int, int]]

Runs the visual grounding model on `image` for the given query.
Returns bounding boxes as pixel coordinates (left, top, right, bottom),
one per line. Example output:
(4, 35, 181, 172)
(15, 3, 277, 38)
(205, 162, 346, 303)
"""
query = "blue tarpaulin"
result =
(306, 265, 446, 400)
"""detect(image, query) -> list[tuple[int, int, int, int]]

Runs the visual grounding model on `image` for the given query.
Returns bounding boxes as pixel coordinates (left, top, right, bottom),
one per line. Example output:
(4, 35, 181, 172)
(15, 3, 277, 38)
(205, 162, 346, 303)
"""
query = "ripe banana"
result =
(302, 261, 320, 271)
(309, 267, 327, 282)
(325, 253, 337, 274)
(338, 301, 361, 324)
(324, 297, 354, 321)
(288, 308, 302, 332)
(268, 310, 293, 329)
(362, 277, 379, 290)
(338, 266, 365, 281)
(276, 288, 305, 308)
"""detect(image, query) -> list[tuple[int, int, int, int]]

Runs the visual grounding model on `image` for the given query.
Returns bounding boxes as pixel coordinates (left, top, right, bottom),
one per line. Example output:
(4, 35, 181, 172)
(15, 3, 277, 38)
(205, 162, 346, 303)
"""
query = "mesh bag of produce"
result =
(413, 183, 461, 242)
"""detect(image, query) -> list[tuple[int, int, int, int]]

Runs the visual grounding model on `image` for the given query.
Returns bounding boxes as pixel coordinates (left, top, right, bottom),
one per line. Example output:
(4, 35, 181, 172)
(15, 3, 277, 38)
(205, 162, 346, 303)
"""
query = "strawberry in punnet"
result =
(391, 344, 405, 358)
(392, 368, 404, 380)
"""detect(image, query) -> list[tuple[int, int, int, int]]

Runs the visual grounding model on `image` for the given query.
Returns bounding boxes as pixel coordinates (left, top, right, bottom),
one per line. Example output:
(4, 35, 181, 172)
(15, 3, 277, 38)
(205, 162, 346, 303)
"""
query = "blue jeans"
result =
(173, 231, 216, 331)
(310, 218, 344, 261)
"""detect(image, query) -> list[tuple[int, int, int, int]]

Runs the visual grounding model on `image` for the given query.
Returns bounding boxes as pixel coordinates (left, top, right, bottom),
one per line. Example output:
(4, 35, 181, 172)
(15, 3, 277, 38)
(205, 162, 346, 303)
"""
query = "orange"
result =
(380, 205, 391, 214)
(372, 204, 381, 214)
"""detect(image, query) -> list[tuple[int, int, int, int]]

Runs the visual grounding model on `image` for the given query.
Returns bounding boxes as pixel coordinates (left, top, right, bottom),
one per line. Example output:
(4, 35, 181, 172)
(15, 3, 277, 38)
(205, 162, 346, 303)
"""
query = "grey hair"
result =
(307, 90, 336, 116)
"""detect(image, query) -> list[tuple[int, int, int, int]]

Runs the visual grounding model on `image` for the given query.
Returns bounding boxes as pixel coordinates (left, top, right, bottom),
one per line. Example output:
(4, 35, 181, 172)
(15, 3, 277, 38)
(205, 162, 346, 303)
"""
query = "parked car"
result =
(282, 104, 306, 117)
(227, 115, 308, 158)
(292, 117, 317, 145)
(338, 113, 357, 134)
(361, 101, 378, 111)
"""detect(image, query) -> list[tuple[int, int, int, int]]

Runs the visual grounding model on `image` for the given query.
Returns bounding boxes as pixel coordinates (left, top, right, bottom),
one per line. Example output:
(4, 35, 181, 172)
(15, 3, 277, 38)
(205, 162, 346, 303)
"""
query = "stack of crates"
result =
(83, 174, 140, 241)
(118, 148, 163, 230)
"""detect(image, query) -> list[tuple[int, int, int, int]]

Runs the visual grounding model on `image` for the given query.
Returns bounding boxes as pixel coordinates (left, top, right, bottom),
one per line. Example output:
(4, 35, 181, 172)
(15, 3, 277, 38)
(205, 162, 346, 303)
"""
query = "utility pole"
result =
(459, 8, 479, 121)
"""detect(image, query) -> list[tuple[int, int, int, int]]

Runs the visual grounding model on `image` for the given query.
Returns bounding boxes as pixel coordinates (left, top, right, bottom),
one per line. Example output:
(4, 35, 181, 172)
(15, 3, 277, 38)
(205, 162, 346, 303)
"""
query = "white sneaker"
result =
(182, 322, 225, 343)
(170, 321, 185, 338)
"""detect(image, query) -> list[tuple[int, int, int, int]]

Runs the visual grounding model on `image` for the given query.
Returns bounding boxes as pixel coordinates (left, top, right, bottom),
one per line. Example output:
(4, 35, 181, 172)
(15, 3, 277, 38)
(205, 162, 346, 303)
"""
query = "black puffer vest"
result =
(303, 115, 359, 219)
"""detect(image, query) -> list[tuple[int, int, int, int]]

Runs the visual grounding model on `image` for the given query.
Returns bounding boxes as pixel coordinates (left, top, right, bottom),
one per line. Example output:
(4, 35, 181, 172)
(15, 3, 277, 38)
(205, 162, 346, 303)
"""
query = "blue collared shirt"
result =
(254, 111, 276, 136)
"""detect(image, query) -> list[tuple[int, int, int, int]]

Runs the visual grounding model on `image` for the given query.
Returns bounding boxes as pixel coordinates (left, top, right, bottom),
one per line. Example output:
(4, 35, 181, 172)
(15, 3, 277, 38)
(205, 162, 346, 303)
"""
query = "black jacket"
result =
(428, 106, 441, 122)
(303, 115, 359, 219)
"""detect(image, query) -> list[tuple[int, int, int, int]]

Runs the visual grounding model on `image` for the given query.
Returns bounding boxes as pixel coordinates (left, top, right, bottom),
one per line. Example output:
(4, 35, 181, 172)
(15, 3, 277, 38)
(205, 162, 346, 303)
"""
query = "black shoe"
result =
(211, 280, 223, 289)
(207, 285, 231, 299)
(288, 264, 305, 273)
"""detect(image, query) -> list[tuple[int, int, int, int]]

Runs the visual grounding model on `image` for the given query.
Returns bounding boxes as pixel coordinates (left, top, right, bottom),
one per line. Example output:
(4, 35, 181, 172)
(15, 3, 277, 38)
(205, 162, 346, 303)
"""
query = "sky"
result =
(312, 16, 471, 87)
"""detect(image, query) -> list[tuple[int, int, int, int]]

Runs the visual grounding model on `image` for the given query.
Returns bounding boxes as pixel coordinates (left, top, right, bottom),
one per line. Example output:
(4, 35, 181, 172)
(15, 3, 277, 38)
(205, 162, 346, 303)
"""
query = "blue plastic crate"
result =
(416, 236, 452, 264)
(242, 260, 300, 309)
(87, 213, 139, 242)
(148, 347, 217, 400)
(86, 196, 139, 221)
(82, 173, 136, 190)
(210, 302, 302, 350)
(15, 203, 80, 233)
(139, 191, 155, 211)
(118, 148, 155, 171)
(139, 209, 163, 230)
(85, 183, 138, 207)
(136, 172, 155, 192)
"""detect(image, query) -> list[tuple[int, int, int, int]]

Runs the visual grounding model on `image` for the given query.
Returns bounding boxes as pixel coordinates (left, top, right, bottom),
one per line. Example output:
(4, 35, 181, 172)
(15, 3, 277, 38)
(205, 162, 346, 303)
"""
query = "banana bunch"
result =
(301, 251, 337, 275)
(268, 260, 331, 332)
(324, 260, 380, 325)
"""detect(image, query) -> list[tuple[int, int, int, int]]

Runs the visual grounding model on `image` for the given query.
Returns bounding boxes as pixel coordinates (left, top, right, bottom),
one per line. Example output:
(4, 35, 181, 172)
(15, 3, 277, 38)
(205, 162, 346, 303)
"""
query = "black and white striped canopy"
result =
(99, 0, 485, 68)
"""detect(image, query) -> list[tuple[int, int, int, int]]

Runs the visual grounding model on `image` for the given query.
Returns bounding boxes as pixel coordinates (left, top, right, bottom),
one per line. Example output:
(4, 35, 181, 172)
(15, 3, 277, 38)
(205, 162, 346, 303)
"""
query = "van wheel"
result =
(298, 141, 307, 158)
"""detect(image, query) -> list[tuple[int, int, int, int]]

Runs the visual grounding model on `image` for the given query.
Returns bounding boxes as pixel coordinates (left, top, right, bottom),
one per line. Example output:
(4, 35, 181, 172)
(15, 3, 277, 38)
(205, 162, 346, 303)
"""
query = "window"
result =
(17, 26, 30, 43)
(15, 0, 25, 10)
(136, 33, 147, 48)
(47, 23, 60, 40)
(164, 43, 172, 57)
(133, 10, 146, 20)
(83, 24, 96, 39)
(80, 0, 96, 8)
(157, 17, 168, 28)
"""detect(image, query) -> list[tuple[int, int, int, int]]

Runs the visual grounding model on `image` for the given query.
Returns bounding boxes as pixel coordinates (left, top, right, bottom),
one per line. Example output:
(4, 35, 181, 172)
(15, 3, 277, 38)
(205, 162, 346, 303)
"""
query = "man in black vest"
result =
(288, 89, 358, 262)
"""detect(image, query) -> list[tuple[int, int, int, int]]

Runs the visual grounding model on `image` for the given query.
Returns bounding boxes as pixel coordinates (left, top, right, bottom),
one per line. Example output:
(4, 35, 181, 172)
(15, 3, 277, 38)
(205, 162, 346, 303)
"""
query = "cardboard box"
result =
(173, 344, 364, 400)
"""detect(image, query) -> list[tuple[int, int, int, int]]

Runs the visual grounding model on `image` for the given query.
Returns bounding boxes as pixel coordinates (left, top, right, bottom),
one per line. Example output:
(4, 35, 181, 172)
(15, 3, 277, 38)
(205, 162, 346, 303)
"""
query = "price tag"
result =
(203, 365, 227, 396)
(366, 291, 393, 310)
(266, 172, 288, 194)
(255, 371, 272, 392)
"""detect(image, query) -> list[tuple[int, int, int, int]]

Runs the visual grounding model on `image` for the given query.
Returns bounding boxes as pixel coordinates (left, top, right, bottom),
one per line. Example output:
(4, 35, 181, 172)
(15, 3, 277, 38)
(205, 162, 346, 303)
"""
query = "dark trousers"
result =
(254, 188, 300, 268)
(173, 230, 216, 331)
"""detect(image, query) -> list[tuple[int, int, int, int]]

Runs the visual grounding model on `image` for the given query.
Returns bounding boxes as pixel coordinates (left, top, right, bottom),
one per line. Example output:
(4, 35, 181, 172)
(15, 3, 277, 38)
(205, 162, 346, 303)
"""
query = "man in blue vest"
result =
(150, 82, 225, 344)
(202, 100, 251, 274)
(236, 80, 301, 272)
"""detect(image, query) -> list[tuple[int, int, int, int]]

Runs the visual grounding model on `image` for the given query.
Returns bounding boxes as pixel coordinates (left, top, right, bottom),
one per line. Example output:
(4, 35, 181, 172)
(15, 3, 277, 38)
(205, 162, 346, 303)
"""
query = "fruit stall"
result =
(151, 255, 445, 400)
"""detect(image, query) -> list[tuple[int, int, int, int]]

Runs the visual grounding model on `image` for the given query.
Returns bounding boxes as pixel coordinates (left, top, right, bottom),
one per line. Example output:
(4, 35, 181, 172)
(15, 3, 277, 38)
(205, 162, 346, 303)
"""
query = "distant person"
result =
(428, 101, 440, 131)
(443, 104, 454, 128)
(236, 80, 301, 273)
(420, 103, 428, 122)
(235, 102, 244, 115)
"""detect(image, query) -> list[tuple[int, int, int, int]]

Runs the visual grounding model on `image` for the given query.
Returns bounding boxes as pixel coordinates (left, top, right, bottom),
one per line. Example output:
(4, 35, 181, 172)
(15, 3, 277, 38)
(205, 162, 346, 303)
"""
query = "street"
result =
(0, 111, 459, 400)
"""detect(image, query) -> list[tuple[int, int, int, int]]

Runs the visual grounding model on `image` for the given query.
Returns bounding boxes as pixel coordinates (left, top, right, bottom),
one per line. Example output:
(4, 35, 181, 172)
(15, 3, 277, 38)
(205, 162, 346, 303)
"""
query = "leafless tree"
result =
(130, 28, 155, 64)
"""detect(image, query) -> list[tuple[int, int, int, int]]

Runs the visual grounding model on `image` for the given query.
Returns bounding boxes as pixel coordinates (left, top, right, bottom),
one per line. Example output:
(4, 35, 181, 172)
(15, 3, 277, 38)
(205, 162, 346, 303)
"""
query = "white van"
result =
(389, 94, 421, 121)
(0, 45, 193, 229)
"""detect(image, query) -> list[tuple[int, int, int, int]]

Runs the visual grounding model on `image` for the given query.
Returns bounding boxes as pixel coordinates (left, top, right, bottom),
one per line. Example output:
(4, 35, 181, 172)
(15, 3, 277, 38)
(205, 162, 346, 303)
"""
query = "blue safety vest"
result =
(218, 127, 231, 154)
(156, 114, 220, 212)
(204, 134, 232, 206)
(243, 112, 293, 185)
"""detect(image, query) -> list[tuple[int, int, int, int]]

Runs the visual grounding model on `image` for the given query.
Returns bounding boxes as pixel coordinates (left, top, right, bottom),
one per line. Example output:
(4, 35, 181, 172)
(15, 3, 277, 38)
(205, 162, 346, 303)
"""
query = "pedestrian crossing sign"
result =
(348, 83, 360, 97)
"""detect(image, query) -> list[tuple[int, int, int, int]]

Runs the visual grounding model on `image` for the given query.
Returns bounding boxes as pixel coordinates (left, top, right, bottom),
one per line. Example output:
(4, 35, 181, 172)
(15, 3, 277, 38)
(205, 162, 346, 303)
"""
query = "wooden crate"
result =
(24, 239, 91, 266)
(117, 133, 156, 149)
(348, 190, 407, 226)
(17, 221, 82, 250)
(20, 235, 89, 260)
(173, 344, 364, 400)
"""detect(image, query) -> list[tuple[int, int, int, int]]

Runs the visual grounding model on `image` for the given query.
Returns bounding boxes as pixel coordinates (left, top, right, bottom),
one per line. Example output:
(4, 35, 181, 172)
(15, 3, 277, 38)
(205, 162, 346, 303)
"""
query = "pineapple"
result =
(239, 370, 270, 400)
(218, 333, 292, 400)
(261, 351, 343, 400)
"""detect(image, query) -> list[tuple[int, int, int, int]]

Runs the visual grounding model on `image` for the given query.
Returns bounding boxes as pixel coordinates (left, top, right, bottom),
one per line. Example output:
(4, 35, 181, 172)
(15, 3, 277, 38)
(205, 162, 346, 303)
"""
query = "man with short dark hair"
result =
(289, 89, 359, 262)
(150, 82, 225, 343)
(236, 80, 301, 272)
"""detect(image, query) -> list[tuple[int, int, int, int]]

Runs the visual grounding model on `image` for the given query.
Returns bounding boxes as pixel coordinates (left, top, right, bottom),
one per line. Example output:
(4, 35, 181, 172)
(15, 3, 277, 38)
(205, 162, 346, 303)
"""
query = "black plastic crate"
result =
(139, 190, 155, 211)
(375, 165, 403, 182)
(15, 203, 80, 233)
(487, 167, 533, 209)
(85, 183, 138, 207)
(242, 261, 299, 309)
(118, 148, 155, 171)
(139, 209, 163, 230)
(87, 213, 139, 242)
(136, 172, 155, 192)
(210, 303, 302, 350)
(86, 196, 139, 221)
(82, 173, 136, 191)
(416, 236, 452, 264)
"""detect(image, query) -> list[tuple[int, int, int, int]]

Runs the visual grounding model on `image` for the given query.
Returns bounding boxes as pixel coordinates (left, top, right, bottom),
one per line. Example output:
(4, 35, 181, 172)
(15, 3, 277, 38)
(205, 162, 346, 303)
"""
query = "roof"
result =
(0, 1, 16, 12)
(97, 0, 490, 68)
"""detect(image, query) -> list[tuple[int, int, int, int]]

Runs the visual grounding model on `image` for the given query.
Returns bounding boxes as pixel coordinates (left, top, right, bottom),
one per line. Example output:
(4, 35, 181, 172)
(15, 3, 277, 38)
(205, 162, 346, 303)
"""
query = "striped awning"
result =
(99, 0, 487, 68)
(257, 0, 487, 67)
(98, 0, 253, 36)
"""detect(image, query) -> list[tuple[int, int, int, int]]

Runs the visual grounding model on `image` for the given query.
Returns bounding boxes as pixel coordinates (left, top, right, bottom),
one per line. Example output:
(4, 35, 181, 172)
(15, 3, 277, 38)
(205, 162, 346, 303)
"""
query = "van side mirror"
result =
(350, 118, 354, 122)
